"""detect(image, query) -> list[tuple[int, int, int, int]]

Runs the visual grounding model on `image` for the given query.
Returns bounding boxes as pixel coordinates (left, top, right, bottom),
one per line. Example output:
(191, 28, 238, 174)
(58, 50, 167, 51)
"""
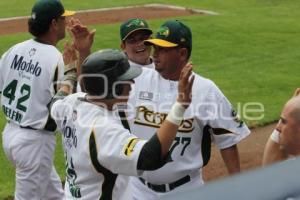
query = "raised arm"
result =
(262, 88, 300, 166)
(68, 18, 95, 76)
(49, 41, 78, 111)
(262, 129, 288, 166)
(157, 63, 194, 156)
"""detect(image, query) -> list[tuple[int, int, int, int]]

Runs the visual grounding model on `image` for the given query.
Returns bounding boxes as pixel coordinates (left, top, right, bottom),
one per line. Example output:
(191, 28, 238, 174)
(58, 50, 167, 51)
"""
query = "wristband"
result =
(270, 129, 280, 144)
(166, 102, 186, 125)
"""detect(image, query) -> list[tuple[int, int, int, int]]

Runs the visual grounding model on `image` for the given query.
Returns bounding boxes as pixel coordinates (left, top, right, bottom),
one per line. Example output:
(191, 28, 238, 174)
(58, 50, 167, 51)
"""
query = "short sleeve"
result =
(205, 83, 250, 149)
(93, 120, 147, 176)
(50, 53, 65, 95)
(50, 98, 72, 129)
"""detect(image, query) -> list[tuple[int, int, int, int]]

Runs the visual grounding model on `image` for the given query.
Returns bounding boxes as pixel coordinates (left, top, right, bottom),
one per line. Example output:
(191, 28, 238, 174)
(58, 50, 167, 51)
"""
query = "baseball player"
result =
(120, 18, 155, 69)
(0, 0, 74, 199)
(50, 48, 195, 200)
(262, 88, 300, 165)
(126, 20, 251, 199)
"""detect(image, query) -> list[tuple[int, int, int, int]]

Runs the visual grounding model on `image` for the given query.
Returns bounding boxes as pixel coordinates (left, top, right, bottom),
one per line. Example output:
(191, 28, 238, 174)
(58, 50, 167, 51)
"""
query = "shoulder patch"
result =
(124, 137, 140, 157)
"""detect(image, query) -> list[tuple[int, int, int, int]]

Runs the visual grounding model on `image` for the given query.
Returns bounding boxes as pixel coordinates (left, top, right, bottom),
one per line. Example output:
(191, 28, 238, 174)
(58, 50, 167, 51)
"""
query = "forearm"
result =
(137, 134, 170, 170)
(156, 63, 194, 157)
(137, 102, 186, 170)
(137, 62, 194, 170)
(49, 66, 77, 111)
(157, 102, 186, 156)
(78, 49, 90, 76)
(262, 137, 288, 166)
(49, 84, 73, 112)
(220, 144, 240, 174)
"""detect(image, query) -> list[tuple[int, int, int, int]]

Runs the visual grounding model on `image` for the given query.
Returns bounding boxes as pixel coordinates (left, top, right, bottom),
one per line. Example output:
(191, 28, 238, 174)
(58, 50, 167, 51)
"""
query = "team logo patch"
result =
(157, 26, 169, 37)
(127, 19, 145, 27)
(29, 48, 36, 57)
(139, 91, 153, 100)
(124, 138, 140, 156)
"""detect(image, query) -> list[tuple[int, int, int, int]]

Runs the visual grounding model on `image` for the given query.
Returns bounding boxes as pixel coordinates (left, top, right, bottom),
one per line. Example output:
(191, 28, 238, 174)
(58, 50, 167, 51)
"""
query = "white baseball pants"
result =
(2, 122, 64, 200)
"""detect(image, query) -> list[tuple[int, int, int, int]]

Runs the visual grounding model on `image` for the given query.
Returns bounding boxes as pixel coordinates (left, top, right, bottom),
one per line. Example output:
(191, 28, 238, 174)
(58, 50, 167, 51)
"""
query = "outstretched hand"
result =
(177, 62, 195, 108)
(67, 18, 96, 53)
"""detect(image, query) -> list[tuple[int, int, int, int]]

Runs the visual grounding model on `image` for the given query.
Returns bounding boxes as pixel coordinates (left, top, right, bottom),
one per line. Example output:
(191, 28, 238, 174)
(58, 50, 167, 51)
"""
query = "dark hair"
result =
(186, 47, 192, 60)
(178, 45, 192, 60)
(28, 18, 52, 37)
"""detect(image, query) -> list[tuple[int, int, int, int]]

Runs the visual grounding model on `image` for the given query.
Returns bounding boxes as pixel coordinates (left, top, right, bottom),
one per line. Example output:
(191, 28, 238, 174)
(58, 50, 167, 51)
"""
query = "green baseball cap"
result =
(120, 18, 153, 41)
(145, 20, 192, 51)
(30, 0, 75, 24)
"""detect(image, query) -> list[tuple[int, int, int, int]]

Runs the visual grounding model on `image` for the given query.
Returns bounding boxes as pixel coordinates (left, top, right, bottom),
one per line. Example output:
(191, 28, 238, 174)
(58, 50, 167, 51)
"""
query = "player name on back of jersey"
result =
(2, 105, 23, 123)
(11, 54, 42, 77)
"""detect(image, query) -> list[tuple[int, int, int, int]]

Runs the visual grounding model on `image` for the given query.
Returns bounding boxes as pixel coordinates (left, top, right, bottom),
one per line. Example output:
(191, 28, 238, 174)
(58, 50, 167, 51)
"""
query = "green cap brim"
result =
(62, 10, 76, 16)
(144, 39, 178, 47)
(117, 64, 142, 81)
(122, 28, 152, 41)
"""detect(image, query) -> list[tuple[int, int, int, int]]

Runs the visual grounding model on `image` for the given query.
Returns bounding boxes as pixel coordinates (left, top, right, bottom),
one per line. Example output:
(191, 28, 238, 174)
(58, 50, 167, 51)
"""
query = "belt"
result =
(7, 120, 55, 132)
(20, 125, 37, 130)
(8, 121, 37, 130)
(139, 175, 191, 193)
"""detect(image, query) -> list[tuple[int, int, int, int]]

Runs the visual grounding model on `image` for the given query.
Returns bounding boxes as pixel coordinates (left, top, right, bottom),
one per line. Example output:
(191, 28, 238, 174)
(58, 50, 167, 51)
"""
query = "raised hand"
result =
(67, 18, 96, 53)
(177, 62, 195, 108)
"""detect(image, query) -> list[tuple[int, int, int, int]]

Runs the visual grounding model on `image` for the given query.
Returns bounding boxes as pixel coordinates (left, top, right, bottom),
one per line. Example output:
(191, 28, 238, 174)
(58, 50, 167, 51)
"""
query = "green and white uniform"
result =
(51, 92, 148, 200)
(127, 68, 251, 199)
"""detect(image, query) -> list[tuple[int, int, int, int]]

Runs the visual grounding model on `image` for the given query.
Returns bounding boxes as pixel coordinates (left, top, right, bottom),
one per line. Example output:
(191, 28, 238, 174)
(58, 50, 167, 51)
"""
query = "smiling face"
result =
(121, 30, 152, 65)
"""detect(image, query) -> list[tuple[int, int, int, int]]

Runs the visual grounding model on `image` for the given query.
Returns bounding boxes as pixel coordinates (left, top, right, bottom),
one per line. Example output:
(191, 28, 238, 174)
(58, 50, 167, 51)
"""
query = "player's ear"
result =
(50, 18, 58, 31)
(120, 42, 126, 51)
(179, 47, 188, 61)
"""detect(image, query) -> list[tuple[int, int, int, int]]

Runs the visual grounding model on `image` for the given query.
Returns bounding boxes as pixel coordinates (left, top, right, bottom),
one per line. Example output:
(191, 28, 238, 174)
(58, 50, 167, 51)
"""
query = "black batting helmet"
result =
(81, 49, 142, 98)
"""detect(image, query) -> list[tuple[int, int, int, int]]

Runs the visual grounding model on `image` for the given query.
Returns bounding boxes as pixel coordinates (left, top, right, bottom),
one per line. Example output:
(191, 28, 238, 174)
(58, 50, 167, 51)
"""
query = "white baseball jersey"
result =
(51, 92, 148, 200)
(0, 39, 64, 129)
(127, 68, 250, 192)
